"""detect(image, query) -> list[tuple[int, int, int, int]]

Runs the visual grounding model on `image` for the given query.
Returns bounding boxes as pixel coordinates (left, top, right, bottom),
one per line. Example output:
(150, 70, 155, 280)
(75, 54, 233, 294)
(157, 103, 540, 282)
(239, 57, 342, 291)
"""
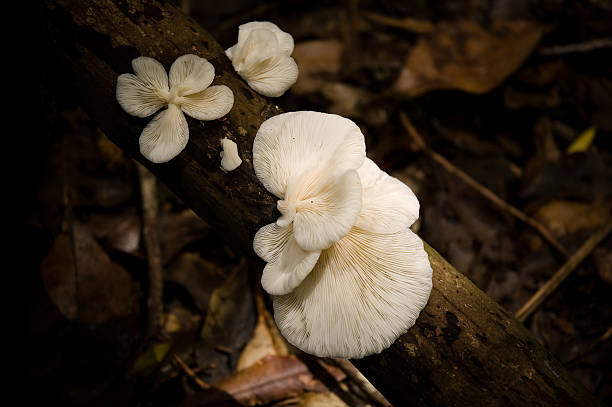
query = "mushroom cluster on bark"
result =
(252, 111, 432, 358)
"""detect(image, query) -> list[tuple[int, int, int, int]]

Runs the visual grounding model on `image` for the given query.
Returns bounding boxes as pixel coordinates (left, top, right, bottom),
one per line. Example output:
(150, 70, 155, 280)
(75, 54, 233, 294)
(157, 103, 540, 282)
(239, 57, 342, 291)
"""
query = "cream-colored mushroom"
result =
(220, 138, 242, 171)
(116, 55, 234, 163)
(225, 22, 298, 97)
(252, 111, 432, 358)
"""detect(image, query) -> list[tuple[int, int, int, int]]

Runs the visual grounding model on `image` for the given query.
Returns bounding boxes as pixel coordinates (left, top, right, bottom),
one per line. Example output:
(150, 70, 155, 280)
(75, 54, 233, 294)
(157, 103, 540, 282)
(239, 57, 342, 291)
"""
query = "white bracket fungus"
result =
(220, 138, 242, 171)
(225, 21, 299, 97)
(116, 55, 234, 163)
(252, 111, 433, 359)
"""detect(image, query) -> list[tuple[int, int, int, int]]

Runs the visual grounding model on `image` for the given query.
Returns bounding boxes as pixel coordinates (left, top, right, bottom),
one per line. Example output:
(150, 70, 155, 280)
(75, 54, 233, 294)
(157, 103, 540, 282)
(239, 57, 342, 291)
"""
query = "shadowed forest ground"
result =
(33, 0, 612, 405)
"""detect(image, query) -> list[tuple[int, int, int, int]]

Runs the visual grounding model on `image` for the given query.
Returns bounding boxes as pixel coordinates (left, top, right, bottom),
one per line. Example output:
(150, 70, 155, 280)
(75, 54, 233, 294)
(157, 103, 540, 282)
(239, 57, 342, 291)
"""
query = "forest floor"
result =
(33, 0, 612, 405)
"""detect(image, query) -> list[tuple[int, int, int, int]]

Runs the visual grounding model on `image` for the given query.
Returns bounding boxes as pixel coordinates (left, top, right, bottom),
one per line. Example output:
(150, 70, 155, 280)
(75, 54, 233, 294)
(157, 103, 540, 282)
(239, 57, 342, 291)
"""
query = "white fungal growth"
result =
(220, 138, 242, 171)
(116, 55, 235, 163)
(252, 111, 433, 359)
(225, 21, 298, 97)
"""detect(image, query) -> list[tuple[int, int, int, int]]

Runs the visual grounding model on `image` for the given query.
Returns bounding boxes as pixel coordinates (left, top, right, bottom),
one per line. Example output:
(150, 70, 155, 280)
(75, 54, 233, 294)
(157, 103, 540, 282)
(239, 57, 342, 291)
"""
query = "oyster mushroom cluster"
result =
(253, 111, 432, 358)
(115, 24, 433, 359)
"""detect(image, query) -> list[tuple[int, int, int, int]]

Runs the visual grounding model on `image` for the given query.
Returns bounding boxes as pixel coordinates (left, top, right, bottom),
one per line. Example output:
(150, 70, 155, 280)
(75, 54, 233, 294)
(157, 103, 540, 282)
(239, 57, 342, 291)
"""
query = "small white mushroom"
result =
(252, 111, 432, 358)
(220, 138, 242, 171)
(225, 22, 298, 97)
(116, 55, 234, 163)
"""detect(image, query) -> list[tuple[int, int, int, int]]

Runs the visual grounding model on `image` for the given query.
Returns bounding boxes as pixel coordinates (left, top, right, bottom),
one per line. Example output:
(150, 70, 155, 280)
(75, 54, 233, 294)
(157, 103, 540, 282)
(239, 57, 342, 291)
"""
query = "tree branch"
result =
(43, 1, 603, 406)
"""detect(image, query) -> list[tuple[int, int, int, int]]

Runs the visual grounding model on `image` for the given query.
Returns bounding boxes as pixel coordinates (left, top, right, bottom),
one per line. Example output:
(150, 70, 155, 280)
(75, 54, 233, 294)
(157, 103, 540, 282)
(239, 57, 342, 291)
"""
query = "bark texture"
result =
(43, 1, 603, 406)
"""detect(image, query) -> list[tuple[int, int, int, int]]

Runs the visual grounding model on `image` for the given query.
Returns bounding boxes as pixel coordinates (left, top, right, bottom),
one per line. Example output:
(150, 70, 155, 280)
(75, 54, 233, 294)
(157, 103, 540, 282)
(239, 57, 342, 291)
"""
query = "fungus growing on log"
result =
(252, 111, 432, 358)
(116, 55, 234, 163)
(220, 138, 242, 171)
(225, 22, 299, 97)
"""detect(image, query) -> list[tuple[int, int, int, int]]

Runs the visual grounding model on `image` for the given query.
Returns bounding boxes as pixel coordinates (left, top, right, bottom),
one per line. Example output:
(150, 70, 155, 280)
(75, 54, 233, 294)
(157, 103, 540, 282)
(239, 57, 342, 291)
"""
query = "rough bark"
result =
(43, 1, 603, 406)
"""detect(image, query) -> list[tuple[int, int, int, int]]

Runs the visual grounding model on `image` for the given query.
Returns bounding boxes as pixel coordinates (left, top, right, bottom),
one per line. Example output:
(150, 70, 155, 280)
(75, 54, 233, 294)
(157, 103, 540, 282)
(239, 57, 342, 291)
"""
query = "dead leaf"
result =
(567, 126, 597, 154)
(197, 260, 256, 382)
(533, 200, 610, 238)
(320, 82, 388, 126)
(164, 302, 202, 335)
(215, 356, 328, 406)
(363, 12, 434, 34)
(297, 392, 349, 407)
(237, 290, 289, 371)
(160, 209, 210, 263)
(532, 116, 561, 164)
(594, 248, 612, 286)
(166, 252, 227, 311)
(292, 40, 343, 94)
(128, 342, 171, 376)
(88, 210, 142, 256)
(41, 223, 140, 324)
(395, 20, 545, 96)
(96, 129, 127, 171)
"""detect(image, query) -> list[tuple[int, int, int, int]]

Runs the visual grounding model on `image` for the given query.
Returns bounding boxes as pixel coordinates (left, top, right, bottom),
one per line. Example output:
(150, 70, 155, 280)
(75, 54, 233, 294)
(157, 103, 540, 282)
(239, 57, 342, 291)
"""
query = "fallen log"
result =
(43, 1, 603, 406)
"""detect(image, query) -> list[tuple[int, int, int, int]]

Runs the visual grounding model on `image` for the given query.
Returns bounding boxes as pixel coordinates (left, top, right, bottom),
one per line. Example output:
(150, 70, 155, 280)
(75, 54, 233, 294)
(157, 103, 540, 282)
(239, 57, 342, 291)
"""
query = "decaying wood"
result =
(43, 1, 604, 406)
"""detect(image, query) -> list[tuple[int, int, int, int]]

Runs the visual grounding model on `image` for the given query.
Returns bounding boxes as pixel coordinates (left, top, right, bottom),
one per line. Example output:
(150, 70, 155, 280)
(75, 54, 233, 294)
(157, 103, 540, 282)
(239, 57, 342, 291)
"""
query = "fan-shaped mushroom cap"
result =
(252, 111, 432, 358)
(273, 158, 432, 358)
(225, 22, 298, 97)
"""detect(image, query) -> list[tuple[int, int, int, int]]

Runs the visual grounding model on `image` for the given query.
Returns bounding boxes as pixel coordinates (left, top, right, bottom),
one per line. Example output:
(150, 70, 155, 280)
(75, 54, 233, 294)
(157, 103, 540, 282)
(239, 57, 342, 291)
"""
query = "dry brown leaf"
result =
(160, 209, 209, 263)
(88, 210, 142, 255)
(292, 40, 343, 94)
(594, 248, 612, 286)
(96, 129, 127, 171)
(533, 200, 610, 238)
(197, 260, 256, 381)
(395, 20, 545, 96)
(364, 12, 434, 34)
(296, 392, 349, 407)
(215, 355, 327, 406)
(167, 252, 227, 311)
(41, 223, 140, 324)
(320, 82, 388, 126)
(237, 290, 289, 371)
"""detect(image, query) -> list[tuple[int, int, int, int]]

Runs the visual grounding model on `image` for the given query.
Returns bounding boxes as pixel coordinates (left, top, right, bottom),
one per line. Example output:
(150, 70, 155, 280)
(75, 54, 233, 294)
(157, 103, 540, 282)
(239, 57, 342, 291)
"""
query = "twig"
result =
(363, 12, 435, 34)
(399, 112, 569, 258)
(174, 354, 210, 389)
(539, 37, 612, 56)
(515, 220, 612, 322)
(333, 359, 392, 407)
(137, 163, 164, 337)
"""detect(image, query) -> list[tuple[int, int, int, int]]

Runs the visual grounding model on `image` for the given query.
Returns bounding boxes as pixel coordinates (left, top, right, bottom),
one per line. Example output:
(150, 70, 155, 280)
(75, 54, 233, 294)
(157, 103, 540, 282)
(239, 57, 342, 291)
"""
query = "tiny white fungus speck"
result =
(220, 138, 242, 171)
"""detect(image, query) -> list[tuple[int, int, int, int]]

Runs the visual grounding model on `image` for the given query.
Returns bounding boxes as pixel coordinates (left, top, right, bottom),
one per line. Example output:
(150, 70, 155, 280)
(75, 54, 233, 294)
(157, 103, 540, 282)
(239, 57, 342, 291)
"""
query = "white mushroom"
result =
(252, 111, 432, 358)
(220, 138, 242, 171)
(116, 55, 234, 163)
(225, 22, 298, 97)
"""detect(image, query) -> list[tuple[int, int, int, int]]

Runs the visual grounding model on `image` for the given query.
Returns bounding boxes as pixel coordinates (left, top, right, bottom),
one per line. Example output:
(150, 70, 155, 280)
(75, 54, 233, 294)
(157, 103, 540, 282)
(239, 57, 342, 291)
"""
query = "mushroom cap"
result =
(116, 55, 234, 163)
(272, 158, 432, 358)
(253, 111, 365, 199)
(225, 21, 298, 97)
(252, 111, 432, 358)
